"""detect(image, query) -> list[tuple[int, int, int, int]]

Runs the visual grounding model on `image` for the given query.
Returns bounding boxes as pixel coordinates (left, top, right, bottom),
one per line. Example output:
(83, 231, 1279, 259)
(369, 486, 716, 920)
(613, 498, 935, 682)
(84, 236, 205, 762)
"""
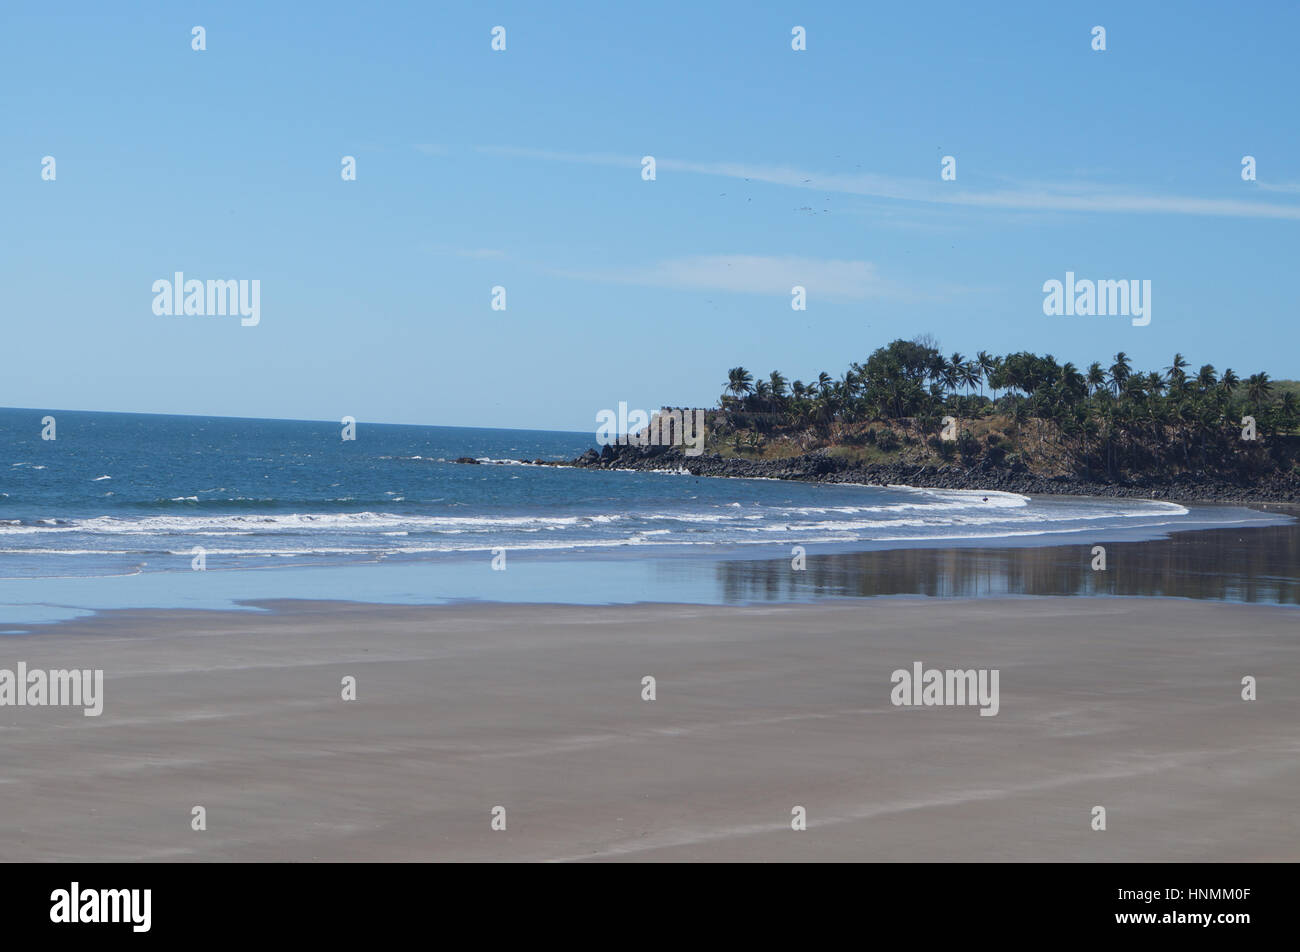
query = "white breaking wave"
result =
(0, 510, 633, 536)
(0, 479, 1220, 575)
(0, 489, 1190, 541)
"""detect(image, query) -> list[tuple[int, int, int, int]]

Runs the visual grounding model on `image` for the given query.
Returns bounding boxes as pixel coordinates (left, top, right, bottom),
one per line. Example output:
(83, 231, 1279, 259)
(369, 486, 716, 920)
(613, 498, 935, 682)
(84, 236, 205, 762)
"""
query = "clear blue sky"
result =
(3, 1, 1298, 430)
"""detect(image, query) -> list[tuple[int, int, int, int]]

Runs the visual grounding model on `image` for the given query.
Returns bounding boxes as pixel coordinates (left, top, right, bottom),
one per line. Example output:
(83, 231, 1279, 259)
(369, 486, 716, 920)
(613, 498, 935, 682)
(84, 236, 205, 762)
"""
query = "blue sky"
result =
(3, 1, 1298, 430)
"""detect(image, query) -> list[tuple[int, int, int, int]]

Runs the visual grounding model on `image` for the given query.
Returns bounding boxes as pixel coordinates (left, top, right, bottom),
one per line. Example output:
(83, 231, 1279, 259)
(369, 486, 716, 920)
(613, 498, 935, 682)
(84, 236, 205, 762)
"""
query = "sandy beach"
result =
(1, 596, 1296, 862)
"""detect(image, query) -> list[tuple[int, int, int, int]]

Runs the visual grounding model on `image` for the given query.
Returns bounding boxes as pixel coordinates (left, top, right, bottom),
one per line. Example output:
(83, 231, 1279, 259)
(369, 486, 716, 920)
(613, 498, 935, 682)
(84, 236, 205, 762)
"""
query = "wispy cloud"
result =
(413, 143, 449, 156)
(1257, 181, 1300, 195)
(551, 254, 881, 299)
(477, 146, 1300, 221)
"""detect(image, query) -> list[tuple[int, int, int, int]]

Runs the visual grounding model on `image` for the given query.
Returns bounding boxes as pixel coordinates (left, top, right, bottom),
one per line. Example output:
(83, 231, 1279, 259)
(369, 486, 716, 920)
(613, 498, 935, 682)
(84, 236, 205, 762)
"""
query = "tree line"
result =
(718, 338, 1298, 475)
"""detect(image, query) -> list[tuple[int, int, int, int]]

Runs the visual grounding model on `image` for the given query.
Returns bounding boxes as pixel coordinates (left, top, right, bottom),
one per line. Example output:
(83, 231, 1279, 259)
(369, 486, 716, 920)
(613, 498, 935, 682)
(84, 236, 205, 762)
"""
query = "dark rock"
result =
(559, 443, 1300, 504)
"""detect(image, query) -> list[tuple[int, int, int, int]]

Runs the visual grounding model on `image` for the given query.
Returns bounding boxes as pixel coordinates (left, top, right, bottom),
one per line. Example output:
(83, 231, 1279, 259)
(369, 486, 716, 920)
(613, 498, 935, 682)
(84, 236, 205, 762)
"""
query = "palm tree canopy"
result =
(726, 367, 754, 397)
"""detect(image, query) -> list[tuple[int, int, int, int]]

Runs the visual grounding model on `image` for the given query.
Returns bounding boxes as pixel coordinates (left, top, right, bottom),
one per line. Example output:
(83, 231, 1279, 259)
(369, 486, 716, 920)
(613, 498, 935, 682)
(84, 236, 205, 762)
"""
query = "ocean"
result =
(0, 408, 1294, 624)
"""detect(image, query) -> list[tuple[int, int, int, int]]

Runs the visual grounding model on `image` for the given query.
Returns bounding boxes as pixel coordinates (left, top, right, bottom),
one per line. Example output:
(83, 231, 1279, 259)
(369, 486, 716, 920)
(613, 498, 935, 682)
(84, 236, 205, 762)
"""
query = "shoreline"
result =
(3, 596, 1296, 861)
(4, 514, 1298, 630)
(554, 445, 1300, 505)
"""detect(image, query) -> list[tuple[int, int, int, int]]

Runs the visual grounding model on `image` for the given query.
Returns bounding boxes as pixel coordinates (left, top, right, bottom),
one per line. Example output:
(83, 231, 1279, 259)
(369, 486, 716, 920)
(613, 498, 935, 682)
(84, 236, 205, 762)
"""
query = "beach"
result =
(2, 596, 1296, 862)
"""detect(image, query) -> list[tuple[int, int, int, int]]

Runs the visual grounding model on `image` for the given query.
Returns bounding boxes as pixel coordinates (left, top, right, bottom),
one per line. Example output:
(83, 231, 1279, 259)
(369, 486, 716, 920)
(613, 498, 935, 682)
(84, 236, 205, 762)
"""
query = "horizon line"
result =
(0, 406, 594, 436)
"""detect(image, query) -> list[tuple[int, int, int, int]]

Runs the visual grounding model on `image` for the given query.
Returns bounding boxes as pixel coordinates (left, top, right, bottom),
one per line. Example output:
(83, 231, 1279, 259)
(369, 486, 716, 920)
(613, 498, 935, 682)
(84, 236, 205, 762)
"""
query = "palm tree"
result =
(1245, 372, 1273, 406)
(1165, 353, 1188, 386)
(1086, 362, 1106, 396)
(726, 367, 754, 399)
(1060, 362, 1086, 402)
(1001, 353, 1029, 397)
(987, 356, 1006, 402)
(1220, 368, 1239, 396)
(1108, 352, 1132, 396)
(959, 358, 981, 396)
(942, 354, 962, 395)
(975, 351, 995, 397)
(1281, 392, 1299, 431)
(768, 371, 788, 399)
(840, 368, 860, 401)
(1196, 365, 1217, 392)
(816, 371, 833, 395)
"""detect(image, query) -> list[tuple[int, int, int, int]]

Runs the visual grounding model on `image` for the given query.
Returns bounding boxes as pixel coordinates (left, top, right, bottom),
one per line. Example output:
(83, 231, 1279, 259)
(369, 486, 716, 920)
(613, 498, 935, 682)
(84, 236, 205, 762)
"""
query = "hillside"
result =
(572, 338, 1300, 503)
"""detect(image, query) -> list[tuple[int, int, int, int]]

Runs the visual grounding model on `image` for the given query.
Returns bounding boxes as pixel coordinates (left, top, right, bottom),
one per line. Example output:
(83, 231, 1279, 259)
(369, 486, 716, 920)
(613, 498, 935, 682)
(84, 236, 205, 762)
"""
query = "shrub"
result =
(957, 431, 981, 464)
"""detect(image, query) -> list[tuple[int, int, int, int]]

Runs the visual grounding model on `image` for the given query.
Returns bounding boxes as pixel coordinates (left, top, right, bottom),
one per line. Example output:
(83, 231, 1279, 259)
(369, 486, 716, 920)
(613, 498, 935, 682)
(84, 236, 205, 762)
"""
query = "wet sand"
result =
(1, 597, 1297, 862)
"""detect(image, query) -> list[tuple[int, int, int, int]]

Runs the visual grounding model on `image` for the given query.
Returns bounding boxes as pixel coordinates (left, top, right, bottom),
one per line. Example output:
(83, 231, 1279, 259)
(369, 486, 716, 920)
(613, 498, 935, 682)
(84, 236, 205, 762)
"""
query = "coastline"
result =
(3, 513, 1298, 630)
(558, 445, 1300, 505)
(3, 596, 1296, 862)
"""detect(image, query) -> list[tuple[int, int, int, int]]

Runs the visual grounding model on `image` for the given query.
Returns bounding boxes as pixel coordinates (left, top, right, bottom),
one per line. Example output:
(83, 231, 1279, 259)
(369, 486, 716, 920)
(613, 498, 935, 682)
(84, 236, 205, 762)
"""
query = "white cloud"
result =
(477, 145, 1300, 221)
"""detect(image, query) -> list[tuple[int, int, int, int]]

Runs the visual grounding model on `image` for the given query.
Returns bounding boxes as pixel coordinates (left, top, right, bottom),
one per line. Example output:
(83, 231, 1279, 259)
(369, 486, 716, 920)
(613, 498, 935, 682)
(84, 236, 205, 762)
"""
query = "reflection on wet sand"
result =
(701, 521, 1300, 606)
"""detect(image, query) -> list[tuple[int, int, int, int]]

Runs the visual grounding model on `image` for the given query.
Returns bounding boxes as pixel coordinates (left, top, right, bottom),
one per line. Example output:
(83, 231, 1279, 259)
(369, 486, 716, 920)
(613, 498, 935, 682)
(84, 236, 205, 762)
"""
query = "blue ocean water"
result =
(0, 408, 1292, 623)
(0, 406, 1271, 576)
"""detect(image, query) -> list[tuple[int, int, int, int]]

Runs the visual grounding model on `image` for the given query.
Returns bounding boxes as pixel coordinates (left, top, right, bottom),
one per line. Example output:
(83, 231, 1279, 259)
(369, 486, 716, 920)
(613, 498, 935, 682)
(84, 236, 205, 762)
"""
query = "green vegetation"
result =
(710, 338, 1300, 480)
